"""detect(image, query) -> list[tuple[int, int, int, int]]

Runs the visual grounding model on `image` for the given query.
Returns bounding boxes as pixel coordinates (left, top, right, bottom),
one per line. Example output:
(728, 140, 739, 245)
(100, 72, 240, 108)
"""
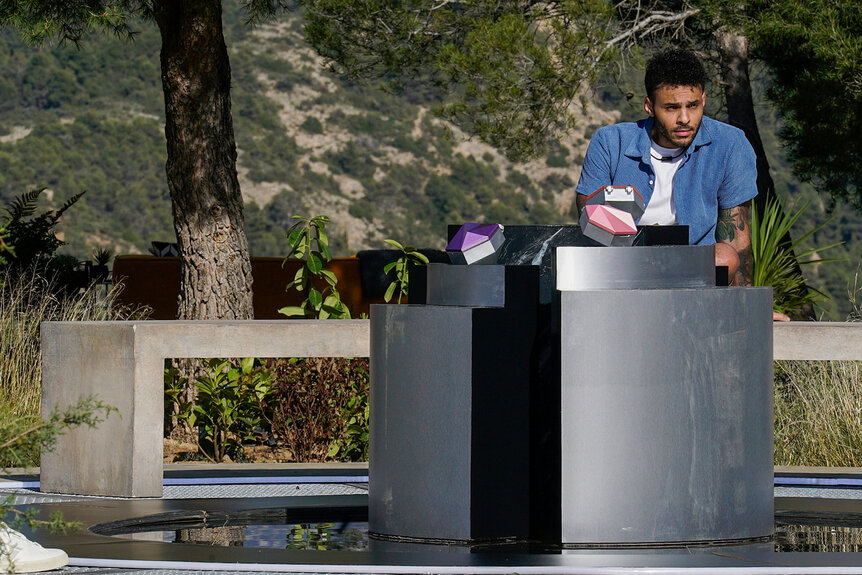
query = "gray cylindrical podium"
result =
(557, 246, 773, 546)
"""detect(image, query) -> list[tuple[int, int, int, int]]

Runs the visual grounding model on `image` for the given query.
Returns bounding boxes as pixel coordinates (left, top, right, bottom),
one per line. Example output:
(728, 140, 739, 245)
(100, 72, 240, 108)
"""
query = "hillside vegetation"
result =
(0, 5, 858, 317)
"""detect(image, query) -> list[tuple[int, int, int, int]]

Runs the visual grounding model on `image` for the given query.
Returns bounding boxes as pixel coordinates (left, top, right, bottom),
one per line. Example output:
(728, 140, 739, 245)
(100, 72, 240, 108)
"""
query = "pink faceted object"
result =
(580, 204, 637, 246)
(584, 185, 645, 222)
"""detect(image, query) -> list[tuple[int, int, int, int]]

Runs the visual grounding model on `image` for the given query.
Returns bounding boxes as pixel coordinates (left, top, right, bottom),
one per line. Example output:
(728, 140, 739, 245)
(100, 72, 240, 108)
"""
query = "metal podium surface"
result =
(557, 246, 774, 546)
(369, 265, 539, 543)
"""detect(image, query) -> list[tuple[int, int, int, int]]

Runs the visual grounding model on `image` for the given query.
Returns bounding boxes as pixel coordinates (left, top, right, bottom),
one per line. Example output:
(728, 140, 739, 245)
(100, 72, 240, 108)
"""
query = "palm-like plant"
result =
(751, 198, 842, 318)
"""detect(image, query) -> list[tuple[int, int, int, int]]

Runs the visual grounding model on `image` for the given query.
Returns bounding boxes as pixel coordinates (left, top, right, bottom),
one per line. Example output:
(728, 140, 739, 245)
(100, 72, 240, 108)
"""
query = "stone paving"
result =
(0, 468, 369, 575)
(2, 468, 862, 574)
(776, 486, 862, 500)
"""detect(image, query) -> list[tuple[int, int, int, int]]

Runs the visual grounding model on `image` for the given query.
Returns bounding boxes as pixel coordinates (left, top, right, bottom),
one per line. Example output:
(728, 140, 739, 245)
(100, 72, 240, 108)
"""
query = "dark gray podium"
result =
(557, 246, 774, 546)
(369, 233, 774, 549)
(369, 264, 539, 543)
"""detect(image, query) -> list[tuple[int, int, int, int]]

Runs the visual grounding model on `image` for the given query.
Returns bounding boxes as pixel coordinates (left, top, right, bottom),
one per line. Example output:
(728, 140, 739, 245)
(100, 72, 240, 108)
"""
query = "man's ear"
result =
(644, 96, 654, 117)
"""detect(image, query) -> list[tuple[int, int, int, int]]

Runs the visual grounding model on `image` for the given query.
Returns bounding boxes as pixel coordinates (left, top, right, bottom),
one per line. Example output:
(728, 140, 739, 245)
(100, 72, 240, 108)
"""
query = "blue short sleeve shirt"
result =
(575, 116, 758, 245)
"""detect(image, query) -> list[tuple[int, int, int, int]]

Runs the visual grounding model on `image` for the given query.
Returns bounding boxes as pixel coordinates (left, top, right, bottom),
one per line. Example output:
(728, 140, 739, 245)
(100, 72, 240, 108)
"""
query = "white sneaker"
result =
(0, 524, 68, 573)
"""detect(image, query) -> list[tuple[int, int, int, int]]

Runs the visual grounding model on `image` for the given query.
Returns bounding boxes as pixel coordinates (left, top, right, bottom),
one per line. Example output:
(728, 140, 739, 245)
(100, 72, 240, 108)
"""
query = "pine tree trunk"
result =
(716, 28, 809, 316)
(153, 0, 255, 443)
(715, 28, 777, 214)
(153, 0, 254, 321)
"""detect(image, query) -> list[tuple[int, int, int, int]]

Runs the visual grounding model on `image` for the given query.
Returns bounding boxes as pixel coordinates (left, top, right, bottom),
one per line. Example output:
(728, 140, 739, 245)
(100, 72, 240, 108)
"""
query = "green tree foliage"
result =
(302, 0, 618, 160)
(0, 0, 302, 322)
(0, 396, 115, 468)
(748, 0, 862, 208)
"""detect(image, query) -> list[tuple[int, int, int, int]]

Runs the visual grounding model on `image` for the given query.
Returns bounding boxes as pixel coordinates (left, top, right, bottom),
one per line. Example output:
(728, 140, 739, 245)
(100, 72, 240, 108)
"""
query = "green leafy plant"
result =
(327, 361, 370, 462)
(382, 239, 429, 304)
(278, 215, 350, 319)
(0, 396, 115, 468)
(751, 198, 842, 318)
(0, 189, 84, 273)
(180, 358, 272, 463)
(0, 395, 116, 561)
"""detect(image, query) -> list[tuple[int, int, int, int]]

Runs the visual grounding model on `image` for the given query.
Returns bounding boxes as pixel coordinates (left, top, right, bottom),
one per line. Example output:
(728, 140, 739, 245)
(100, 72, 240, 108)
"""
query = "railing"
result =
(40, 320, 370, 498)
(773, 322, 862, 361)
(39, 319, 859, 498)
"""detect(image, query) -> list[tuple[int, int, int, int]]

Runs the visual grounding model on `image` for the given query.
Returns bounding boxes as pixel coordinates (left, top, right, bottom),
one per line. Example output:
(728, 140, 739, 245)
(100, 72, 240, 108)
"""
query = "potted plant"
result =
(91, 246, 114, 283)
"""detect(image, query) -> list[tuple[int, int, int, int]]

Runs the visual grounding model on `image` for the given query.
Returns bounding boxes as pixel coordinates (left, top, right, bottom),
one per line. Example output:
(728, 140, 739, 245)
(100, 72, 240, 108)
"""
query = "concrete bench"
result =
(41, 320, 369, 497)
(39, 319, 861, 498)
(773, 321, 862, 360)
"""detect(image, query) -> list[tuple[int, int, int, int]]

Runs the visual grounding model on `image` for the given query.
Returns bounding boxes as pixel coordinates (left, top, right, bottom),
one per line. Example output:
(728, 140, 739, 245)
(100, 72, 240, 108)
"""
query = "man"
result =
(575, 49, 788, 320)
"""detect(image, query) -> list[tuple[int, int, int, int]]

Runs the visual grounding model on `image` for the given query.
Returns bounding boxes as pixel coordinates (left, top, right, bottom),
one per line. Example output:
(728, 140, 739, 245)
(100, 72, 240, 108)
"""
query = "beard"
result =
(653, 118, 699, 148)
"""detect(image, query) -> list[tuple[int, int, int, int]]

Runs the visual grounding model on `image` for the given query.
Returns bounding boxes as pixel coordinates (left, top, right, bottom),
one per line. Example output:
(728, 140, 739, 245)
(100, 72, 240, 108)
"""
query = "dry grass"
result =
(0, 270, 149, 417)
(774, 360, 862, 466)
(773, 276, 862, 467)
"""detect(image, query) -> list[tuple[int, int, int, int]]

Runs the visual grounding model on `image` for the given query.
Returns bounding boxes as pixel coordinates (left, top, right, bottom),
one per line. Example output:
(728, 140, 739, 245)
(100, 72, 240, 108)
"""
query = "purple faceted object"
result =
(447, 223, 505, 265)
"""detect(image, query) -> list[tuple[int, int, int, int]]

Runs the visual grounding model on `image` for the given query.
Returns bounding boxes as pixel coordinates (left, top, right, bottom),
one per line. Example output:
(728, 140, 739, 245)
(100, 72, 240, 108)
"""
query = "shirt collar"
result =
(626, 116, 713, 162)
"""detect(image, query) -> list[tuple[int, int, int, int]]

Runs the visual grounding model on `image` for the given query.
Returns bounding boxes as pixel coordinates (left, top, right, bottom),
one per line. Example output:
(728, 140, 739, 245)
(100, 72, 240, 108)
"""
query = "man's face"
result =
(644, 84, 706, 149)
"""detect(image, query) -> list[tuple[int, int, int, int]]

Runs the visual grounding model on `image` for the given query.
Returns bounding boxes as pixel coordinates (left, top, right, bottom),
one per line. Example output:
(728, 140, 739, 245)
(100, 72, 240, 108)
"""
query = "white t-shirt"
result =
(639, 141, 683, 225)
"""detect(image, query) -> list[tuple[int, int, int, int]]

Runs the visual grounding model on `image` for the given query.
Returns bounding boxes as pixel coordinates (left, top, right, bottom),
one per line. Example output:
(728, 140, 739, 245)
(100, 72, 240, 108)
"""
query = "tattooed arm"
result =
(715, 201, 752, 287)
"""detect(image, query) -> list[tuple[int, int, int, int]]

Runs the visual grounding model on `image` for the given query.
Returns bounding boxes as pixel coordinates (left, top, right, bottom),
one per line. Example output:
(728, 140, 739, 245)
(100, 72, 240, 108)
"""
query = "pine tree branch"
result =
(0, 421, 54, 452)
(607, 8, 700, 48)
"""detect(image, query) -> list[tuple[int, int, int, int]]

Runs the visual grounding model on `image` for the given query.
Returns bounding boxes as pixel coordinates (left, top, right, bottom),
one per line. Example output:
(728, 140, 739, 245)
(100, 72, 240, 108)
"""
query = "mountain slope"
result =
(0, 7, 858, 316)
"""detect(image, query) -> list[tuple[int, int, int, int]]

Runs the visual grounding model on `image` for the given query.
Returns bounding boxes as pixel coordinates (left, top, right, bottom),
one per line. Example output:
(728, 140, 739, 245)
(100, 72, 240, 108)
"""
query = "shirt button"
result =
(649, 180, 654, 185)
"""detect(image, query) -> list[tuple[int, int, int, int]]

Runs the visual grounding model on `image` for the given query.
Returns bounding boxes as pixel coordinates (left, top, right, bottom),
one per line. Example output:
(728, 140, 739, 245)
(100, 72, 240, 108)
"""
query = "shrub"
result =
(262, 357, 369, 462)
(0, 188, 83, 279)
(751, 198, 842, 318)
(171, 358, 272, 463)
(300, 116, 324, 135)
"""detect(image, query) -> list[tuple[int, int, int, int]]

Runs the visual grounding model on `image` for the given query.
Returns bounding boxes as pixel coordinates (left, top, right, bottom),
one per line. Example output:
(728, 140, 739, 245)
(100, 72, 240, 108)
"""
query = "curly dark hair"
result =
(644, 49, 706, 100)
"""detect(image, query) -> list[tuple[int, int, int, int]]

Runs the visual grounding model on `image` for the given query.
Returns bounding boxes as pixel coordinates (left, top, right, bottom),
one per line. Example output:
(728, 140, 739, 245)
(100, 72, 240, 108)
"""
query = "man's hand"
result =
(716, 201, 752, 287)
(576, 193, 588, 216)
